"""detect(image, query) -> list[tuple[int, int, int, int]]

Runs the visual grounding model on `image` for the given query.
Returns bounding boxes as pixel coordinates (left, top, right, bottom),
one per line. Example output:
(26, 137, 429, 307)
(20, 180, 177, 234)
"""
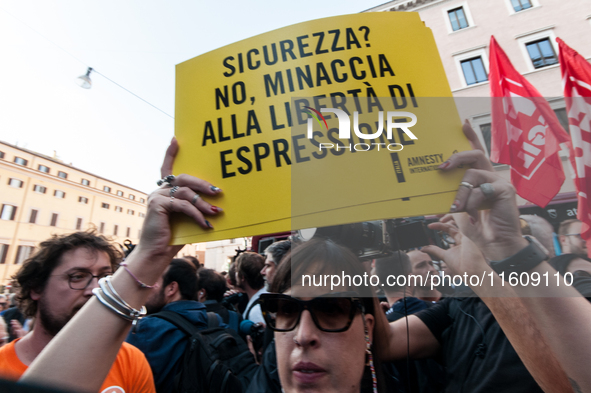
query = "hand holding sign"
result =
(172, 13, 472, 243)
(136, 138, 224, 257)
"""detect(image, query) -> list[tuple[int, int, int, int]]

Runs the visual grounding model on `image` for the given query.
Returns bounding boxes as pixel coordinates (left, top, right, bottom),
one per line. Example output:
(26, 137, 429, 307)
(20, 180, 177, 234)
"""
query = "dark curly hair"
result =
(14, 230, 122, 317)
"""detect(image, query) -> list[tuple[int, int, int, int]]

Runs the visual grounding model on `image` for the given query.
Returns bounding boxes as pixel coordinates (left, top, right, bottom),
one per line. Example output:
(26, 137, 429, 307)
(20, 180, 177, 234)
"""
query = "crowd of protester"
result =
(1, 124, 591, 393)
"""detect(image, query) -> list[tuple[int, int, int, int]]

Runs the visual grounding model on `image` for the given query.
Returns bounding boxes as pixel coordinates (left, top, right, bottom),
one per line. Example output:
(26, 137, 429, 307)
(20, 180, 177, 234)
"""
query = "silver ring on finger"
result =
(170, 186, 180, 199)
(192, 193, 200, 206)
(157, 174, 175, 187)
(459, 181, 474, 189)
(480, 183, 495, 199)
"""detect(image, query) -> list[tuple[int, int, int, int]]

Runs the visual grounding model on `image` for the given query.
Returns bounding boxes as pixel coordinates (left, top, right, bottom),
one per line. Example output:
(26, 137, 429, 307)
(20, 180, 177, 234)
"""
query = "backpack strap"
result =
(207, 312, 220, 328)
(152, 310, 200, 336)
(244, 299, 259, 321)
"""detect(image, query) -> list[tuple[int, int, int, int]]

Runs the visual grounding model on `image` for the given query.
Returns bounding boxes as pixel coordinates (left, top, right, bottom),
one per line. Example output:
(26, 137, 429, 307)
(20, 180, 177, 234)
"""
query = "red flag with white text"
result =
(558, 38, 591, 254)
(489, 36, 570, 207)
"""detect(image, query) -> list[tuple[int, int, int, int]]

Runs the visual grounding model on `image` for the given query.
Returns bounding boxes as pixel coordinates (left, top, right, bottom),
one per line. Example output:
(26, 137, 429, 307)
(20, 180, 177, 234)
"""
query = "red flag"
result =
(557, 38, 591, 253)
(489, 36, 570, 207)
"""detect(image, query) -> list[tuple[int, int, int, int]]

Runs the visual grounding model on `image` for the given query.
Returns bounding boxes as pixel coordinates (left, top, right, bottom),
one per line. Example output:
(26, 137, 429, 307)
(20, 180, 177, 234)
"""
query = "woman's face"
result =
(275, 292, 375, 393)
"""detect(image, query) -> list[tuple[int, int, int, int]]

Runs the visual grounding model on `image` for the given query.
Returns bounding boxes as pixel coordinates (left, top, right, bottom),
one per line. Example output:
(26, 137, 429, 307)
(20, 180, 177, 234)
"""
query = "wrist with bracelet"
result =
(488, 235, 549, 281)
(92, 276, 147, 327)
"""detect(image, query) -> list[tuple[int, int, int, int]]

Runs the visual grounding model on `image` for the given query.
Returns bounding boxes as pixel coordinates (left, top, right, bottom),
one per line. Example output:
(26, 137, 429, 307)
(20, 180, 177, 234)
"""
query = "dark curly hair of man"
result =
(14, 230, 122, 318)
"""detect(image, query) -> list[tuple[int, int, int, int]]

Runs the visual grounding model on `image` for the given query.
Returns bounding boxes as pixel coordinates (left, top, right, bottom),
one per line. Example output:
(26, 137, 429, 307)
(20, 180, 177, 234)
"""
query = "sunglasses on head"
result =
(258, 292, 364, 333)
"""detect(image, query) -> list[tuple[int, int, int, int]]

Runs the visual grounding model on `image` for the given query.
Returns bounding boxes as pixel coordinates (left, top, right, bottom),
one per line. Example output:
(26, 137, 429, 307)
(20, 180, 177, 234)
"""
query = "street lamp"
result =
(75, 67, 93, 89)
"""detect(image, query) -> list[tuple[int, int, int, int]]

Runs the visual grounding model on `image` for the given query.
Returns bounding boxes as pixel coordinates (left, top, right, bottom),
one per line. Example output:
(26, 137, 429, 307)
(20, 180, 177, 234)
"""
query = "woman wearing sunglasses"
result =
(258, 238, 384, 393)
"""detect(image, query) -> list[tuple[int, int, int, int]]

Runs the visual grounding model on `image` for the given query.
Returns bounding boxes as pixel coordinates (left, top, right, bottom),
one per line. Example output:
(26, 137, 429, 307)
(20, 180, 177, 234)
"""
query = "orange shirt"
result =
(0, 339, 155, 393)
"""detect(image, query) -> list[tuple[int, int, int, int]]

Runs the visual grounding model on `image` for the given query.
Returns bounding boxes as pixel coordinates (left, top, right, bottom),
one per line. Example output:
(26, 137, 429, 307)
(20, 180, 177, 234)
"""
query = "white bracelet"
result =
(100, 276, 135, 311)
(92, 276, 146, 325)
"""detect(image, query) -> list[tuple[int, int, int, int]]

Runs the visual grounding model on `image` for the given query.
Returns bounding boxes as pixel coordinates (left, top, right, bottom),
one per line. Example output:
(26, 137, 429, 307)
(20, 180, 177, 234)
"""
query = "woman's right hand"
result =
(438, 121, 527, 261)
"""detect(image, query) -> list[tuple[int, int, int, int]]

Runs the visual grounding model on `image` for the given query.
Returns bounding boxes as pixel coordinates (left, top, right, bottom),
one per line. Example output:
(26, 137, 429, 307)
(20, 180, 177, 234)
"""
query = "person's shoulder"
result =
(114, 343, 152, 378)
(0, 339, 19, 360)
(109, 343, 155, 393)
(119, 341, 145, 357)
(0, 340, 25, 380)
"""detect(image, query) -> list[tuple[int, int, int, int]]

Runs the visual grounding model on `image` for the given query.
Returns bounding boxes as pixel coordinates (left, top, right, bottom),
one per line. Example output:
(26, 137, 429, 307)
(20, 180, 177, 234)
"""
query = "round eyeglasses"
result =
(62, 271, 112, 290)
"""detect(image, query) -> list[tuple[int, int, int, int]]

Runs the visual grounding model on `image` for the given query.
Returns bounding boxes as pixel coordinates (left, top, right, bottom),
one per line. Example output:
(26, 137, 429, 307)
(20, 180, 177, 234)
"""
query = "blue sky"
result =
(0, 0, 380, 192)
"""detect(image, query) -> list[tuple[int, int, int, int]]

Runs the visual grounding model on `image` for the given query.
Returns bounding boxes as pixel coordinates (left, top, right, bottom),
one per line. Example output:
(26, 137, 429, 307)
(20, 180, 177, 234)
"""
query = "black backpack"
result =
(153, 310, 259, 393)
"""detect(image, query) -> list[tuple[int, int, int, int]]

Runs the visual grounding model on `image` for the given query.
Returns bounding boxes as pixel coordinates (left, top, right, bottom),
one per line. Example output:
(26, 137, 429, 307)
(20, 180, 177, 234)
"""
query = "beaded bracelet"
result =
(120, 262, 158, 289)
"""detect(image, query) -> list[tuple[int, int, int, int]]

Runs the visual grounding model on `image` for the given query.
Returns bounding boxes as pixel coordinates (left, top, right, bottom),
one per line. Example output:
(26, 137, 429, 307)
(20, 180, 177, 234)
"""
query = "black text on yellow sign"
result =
(172, 13, 471, 244)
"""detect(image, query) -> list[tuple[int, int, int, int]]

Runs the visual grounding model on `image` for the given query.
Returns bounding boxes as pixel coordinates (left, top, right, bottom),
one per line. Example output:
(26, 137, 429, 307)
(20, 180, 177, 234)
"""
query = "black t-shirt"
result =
(573, 275, 591, 298)
(416, 297, 543, 393)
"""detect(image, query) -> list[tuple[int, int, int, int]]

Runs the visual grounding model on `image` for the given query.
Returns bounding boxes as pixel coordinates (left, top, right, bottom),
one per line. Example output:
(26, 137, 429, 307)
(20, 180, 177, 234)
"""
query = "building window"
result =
(461, 57, 488, 86)
(128, 209, 135, 215)
(81, 179, 90, 186)
(57, 171, 68, 179)
(115, 206, 122, 212)
(14, 157, 28, 166)
(79, 196, 88, 204)
(129, 194, 135, 201)
(76, 218, 83, 230)
(139, 198, 145, 203)
(101, 203, 110, 209)
(117, 190, 124, 197)
(526, 38, 558, 69)
(104, 186, 111, 193)
(0, 151, 4, 159)
(29, 209, 38, 224)
(113, 225, 118, 236)
(15, 246, 34, 265)
(479, 123, 493, 156)
(554, 108, 569, 132)
(50, 213, 58, 227)
(54, 190, 66, 199)
(138, 212, 145, 218)
(511, 0, 532, 11)
(1, 205, 17, 221)
(0, 244, 8, 264)
(448, 7, 469, 31)
(99, 222, 105, 234)
(8, 178, 23, 188)
(126, 227, 131, 237)
(38, 165, 50, 173)
(33, 185, 47, 194)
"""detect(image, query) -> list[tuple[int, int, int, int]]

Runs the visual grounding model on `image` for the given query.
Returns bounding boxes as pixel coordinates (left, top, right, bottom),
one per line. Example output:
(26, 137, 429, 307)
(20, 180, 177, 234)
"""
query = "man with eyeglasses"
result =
(0, 231, 155, 392)
(548, 219, 591, 282)
(558, 219, 588, 258)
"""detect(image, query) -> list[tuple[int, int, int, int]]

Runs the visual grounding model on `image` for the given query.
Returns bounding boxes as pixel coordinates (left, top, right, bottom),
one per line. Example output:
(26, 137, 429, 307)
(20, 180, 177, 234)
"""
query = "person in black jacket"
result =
(197, 268, 242, 331)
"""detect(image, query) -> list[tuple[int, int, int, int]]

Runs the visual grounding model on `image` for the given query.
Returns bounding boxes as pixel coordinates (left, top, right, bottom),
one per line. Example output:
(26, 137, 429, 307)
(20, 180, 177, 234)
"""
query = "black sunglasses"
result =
(259, 292, 364, 333)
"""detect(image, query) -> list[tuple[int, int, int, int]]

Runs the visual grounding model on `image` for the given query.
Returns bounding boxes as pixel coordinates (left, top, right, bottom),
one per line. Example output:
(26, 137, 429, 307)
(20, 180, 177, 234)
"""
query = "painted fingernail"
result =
(470, 217, 476, 225)
(450, 200, 460, 212)
(439, 161, 450, 169)
(210, 186, 222, 193)
(211, 206, 223, 213)
(205, 220, 214, 229)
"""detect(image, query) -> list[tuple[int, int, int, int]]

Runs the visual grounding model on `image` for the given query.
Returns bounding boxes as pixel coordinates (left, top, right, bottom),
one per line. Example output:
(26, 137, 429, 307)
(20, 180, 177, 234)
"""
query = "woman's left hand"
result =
(134, 138, 223, 261)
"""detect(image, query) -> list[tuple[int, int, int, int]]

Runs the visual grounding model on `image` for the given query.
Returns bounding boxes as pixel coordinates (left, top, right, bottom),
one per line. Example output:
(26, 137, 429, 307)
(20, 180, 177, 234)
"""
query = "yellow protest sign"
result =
(172, 12, 471, 244)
